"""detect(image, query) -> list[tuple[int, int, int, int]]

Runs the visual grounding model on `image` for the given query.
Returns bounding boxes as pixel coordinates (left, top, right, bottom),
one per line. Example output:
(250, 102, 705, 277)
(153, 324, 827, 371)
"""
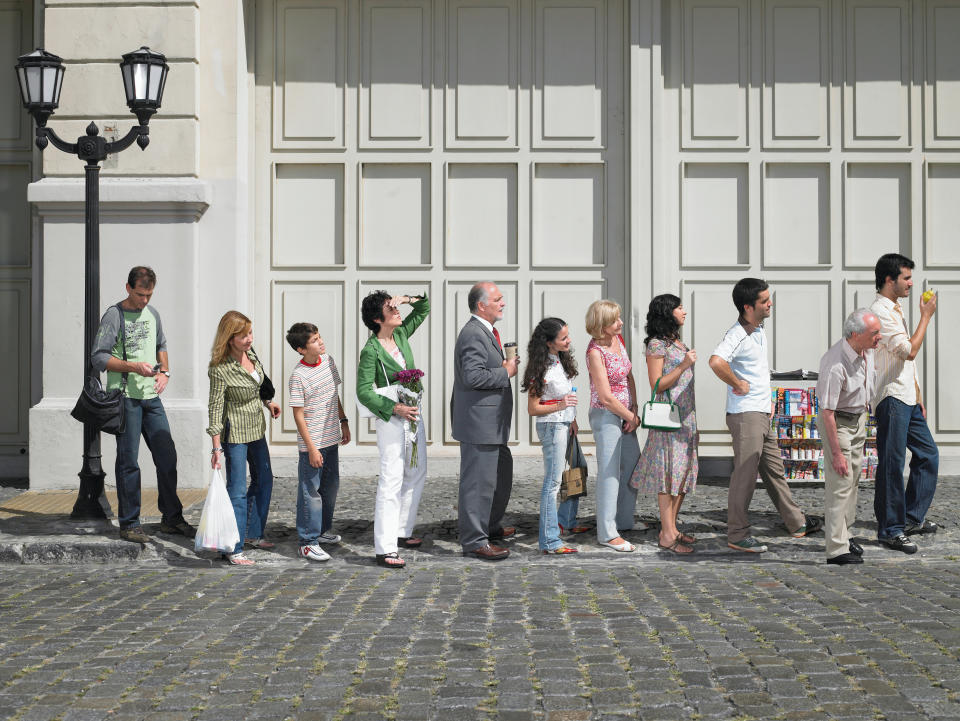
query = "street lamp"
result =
(15, 47, 169, 519)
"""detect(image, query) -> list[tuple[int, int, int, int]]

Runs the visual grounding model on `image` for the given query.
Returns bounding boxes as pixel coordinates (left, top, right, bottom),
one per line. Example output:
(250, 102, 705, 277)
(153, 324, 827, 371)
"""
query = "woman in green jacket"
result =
(357, 291, 429, 569)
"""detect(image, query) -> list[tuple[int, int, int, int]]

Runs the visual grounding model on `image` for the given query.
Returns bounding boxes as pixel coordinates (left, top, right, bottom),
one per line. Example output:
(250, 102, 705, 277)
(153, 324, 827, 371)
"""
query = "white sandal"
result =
(600, 539, 635, 552)
(225, 552, 255, 566)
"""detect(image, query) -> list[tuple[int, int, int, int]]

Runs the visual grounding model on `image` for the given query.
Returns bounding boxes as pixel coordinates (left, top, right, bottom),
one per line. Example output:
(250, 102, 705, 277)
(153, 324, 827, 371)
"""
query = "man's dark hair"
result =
(875, 253, 915, 291)
(732, 278, 769, 316)
(127, 266, 157, 289)
(361, 290, 391, 334)
(286, 322, 319, 352)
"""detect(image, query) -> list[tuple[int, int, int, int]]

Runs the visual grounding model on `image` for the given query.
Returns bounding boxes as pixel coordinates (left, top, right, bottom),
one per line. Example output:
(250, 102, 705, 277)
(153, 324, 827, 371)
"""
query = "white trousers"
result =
(374, 414, 427, 555)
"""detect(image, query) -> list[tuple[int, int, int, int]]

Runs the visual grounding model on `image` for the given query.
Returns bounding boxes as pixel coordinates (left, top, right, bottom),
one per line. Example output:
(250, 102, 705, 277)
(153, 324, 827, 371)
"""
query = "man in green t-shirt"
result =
(91, 266, 194, 544)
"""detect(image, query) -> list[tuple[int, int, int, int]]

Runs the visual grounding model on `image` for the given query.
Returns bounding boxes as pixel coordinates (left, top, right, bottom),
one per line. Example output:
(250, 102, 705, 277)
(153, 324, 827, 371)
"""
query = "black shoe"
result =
(791, 515, 823, 538)
(827, 552, 863, 565)
(879, 534, 918, 554)
(905, 520, 939, 536)
(848, 540, 863, 556)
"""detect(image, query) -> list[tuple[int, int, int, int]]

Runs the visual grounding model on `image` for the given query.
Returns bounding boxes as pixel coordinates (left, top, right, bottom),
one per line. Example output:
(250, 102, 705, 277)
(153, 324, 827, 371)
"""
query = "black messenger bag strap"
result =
(115, 303, 129, 395)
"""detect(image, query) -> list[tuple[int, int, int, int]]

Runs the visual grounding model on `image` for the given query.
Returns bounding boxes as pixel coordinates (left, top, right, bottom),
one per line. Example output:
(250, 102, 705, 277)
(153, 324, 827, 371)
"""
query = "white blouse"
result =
(537, 354, 576, 424)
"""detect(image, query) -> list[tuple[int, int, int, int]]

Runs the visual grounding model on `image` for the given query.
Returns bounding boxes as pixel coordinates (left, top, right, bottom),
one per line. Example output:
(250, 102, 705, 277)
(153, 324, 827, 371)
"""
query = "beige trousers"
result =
(726, 411, 806, 542)
(816, 412, 866, 559)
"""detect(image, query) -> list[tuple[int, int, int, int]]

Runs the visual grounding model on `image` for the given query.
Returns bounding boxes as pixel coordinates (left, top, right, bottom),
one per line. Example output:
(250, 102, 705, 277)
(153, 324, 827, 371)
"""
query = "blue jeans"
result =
(223, 436, 273, 554)
(297, 444, 340, 545)
(537, 422, 580, 551)
(589, 407, 641, 541)
(874, 397, 939, 539)
(115, 396, 183, 529)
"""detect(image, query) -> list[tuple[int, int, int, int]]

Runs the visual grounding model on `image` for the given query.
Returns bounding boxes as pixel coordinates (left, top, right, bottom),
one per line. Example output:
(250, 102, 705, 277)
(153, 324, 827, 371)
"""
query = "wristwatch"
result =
(159, 370, 171, 377)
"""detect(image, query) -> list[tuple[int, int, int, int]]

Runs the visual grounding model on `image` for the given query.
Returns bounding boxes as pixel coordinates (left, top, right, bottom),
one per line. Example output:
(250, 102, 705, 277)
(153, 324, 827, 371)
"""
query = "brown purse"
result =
(559, 426, 588, 501)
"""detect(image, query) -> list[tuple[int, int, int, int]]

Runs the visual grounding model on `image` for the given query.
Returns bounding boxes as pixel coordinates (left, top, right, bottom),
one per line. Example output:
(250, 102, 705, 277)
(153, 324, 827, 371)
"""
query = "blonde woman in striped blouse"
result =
(207, 310, 281, 565)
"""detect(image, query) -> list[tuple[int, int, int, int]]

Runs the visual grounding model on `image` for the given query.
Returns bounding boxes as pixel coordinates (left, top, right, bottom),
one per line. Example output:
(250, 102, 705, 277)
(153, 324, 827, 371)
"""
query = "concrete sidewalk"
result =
(0, 473, 955, 566)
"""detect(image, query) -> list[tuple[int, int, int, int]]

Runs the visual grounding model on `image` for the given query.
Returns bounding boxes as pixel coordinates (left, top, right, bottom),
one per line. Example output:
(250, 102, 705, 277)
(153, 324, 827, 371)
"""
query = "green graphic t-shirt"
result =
(110, 309, 157, 399)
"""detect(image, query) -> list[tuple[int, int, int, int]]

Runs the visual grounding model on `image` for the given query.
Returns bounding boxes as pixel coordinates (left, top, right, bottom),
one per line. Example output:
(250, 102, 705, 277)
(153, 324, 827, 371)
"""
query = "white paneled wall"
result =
(657, 0, 960, 459)
(255, 0, 626, 455)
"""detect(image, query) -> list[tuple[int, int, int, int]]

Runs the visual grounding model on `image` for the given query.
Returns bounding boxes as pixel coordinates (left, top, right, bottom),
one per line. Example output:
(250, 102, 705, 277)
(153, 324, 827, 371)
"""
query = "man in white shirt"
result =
(816, 309, 880, 565)
(709, 278, 821, 553)
(869, 253, 939, 554)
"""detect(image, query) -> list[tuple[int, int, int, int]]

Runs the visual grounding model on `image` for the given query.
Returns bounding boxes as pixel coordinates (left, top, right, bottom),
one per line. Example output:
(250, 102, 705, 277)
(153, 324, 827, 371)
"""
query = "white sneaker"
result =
(299, 544, 330, 562)
(317, 532, 342, 544)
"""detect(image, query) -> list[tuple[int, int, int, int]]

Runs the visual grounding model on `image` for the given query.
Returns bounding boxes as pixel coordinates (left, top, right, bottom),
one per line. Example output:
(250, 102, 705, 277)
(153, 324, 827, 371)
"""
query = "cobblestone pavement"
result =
(1, 473, 959, 720)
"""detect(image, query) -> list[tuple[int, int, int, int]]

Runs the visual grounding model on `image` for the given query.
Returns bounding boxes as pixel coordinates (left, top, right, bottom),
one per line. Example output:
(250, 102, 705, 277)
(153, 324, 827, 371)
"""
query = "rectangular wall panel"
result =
(0, 10, 22, 144)
(270, 282, 345, 443)
(763, 1, 829, 148)
(843, 279, 880, 320)
(361, 0, 432, 147)
(844, 163, 911, 268)
(926, 3, 960, 148)
(446, 164, 518, 267)
(681, 282, 742, 436)
(446, 1, 518, 148)
(0, 164, 30, 267)
(443, 280, 519, 443)
(0, 282, 27, 442)
(360, 164, 431, 267)
(932, 282, 960, 432)
(682, 163, 748, 268)
(355, 280, 433, 444)
(532, 164, 605, 267)
(926, 164, 960, 267)
(533, 0, 605, 148)
(274, 0, 345, 149)
(273, 164, 344, 268)
(844, 1, 910, 148)
(762, 163, 829, 267)
(682, 0, 748, 148)
(768, 282, 831, 371)
(532, 281, 605, 437)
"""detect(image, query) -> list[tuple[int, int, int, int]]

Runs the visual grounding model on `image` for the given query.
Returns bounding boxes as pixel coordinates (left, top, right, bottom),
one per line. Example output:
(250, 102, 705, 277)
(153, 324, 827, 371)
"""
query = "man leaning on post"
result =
(91, 266, 195, 544)
(815, 309, 881, 566)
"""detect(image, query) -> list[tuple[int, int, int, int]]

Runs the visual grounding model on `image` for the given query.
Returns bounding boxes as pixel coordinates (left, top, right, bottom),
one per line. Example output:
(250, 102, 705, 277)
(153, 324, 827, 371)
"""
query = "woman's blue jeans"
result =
(223, 436, 273, 554)
(589, 407, 641, 542)
(537, 421, 580, 551)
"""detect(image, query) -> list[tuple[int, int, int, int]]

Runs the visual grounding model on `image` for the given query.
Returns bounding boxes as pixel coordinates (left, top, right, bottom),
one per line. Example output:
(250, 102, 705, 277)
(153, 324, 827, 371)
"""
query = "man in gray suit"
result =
(453, 282, 519, 560)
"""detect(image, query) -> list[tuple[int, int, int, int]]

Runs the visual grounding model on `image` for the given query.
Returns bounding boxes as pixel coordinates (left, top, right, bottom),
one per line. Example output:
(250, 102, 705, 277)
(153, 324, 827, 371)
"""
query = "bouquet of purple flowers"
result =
(392, 369, 425, 466)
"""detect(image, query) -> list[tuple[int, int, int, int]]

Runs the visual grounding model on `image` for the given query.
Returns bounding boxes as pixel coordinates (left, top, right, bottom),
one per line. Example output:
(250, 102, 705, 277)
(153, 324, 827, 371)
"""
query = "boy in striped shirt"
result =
(287, 323, 351, 562)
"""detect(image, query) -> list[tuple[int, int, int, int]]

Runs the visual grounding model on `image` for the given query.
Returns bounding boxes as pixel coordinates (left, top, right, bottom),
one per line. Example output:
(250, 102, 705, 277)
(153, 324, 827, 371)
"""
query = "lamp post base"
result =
(71, 469, 110, 519)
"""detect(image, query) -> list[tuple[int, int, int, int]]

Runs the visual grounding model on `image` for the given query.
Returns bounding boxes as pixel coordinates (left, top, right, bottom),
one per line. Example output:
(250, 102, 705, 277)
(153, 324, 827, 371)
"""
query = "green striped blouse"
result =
(206, 350, 268, 444)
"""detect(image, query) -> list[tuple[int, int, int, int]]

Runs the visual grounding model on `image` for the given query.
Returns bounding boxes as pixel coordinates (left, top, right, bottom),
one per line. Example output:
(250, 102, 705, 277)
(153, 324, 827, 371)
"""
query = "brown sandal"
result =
(658, 534, 694, 554)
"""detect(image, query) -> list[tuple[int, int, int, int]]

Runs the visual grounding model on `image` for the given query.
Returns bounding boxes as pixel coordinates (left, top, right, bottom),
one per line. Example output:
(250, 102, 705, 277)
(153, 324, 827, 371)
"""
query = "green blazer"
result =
(356, 295, 430, 422)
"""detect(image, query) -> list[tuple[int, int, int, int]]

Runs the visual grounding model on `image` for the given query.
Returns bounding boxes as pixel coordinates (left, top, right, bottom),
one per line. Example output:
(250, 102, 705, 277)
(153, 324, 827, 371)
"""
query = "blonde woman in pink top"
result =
(585, 300, 647, 551)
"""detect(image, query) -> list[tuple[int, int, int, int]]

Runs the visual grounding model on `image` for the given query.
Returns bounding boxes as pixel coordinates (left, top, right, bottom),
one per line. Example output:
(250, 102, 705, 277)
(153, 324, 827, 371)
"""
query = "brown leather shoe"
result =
(489, 526, 516, 540)
(463, 543, 510, 561)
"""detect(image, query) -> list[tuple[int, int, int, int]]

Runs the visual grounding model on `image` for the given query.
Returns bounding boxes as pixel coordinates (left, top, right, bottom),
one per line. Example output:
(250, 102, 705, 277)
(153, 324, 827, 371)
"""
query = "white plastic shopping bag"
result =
(194, 468, 240, 553)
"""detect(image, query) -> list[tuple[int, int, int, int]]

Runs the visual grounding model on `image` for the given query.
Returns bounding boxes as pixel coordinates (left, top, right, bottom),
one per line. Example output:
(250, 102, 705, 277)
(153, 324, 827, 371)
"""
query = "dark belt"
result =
(834, 409, 865, 422)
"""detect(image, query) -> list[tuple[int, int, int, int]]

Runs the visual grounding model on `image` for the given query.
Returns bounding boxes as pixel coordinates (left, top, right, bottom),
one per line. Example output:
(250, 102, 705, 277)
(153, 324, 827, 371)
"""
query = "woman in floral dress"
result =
(630, 294, 699, 554)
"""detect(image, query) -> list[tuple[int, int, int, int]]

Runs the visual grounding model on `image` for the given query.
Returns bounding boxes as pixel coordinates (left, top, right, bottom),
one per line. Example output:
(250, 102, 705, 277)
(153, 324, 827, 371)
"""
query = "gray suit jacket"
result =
(451, 317, 513, 445)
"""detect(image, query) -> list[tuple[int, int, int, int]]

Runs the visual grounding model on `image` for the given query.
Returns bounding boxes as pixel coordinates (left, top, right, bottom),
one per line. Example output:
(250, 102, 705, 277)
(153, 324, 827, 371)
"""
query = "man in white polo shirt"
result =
(709, 278, 822, 553)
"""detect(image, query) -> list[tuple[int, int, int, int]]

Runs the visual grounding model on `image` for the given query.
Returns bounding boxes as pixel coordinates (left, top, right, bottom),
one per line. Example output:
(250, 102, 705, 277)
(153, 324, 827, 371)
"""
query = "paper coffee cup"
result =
(503, 342, 517, 359)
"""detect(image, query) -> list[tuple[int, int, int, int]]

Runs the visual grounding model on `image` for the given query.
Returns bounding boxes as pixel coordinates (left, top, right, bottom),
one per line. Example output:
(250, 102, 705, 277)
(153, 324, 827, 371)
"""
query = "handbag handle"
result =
(649, 377, 671, 404)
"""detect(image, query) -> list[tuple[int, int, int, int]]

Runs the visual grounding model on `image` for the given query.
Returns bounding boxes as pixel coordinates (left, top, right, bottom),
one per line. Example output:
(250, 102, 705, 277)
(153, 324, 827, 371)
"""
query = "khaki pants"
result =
(726, 412, 806, 542)
(817, 412, 866, 559)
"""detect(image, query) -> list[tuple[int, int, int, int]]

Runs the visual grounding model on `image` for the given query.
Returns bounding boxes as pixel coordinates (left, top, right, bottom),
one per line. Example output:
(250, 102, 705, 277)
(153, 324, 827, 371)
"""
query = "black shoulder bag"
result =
(71, 304, 129, 435)
(250, 347, 275, 401)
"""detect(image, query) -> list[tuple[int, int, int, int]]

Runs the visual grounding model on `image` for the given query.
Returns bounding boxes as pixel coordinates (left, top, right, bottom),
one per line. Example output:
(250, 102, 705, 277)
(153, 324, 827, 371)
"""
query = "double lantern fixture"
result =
(15, 46, 168, 157)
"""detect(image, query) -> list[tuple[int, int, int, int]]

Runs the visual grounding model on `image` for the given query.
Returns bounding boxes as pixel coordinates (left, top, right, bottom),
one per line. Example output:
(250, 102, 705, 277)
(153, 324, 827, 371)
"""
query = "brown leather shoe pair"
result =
(463, 543, 509, 561)
(489, 526, 516, 540)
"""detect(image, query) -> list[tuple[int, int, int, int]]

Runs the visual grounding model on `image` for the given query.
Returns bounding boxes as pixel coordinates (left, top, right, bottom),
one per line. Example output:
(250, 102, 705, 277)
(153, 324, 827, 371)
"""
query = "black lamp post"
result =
(15, 47, 169, 519)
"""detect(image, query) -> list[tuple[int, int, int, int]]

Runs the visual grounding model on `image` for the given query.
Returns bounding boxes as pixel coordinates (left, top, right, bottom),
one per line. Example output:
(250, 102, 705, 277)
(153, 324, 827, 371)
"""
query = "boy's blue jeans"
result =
(297, 444, 340, 545)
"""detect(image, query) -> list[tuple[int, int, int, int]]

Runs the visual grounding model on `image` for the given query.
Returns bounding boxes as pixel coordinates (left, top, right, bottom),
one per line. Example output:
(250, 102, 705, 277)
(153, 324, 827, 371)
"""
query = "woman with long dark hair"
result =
(629, 294, 698, 553)
(522, 317, 582, 554)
